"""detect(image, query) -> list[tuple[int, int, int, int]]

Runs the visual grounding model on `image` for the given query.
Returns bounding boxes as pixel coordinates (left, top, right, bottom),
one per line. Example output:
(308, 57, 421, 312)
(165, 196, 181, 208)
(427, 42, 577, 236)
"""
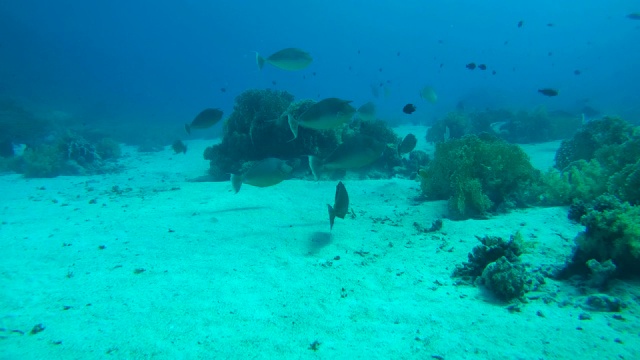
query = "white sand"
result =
(1, 135, 638, 359)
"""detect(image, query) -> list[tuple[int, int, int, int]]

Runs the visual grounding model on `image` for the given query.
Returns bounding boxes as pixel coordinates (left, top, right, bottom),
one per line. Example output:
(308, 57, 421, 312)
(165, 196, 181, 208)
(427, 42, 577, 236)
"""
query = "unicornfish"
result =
(185, 108, 223, 135)
(287, 97, 355, 140)
(256, 48, 313, 71)
(231, 158, 292, 193)
(328, 181, 349, 230)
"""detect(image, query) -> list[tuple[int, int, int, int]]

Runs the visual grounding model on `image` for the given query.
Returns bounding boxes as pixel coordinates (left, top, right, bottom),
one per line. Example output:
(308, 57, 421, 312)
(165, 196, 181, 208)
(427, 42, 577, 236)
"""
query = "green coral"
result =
(420, 133, 539, 219)
(565, 195, 640, 277)
(539, 118, 640, 206)
(554, 117, 633, 170)
(426, 111, 469, 143)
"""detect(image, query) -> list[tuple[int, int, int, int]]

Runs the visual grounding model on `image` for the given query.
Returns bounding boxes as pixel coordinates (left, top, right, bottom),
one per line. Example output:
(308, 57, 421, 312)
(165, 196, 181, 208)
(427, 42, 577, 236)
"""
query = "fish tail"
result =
(230, 174, 243, 193)
(287, 114, 299, 141)
(328, 204, 336, 230)
(309, 156, 322, 180)
(256, 52, 266, 70)
(184, 124, 191, 135)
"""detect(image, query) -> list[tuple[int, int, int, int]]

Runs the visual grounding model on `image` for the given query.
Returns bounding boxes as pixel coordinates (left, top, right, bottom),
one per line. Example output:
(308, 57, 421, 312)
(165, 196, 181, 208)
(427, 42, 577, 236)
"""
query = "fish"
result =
(420, 86, 438, 104)
(172, 140, 187, 154)
(466, 62, 476, 70)
(397, 134, 417, 155)
(357, 102, 376, 122)
(328, 181, 349, 230)
(185, 108, 223, 135)
(627, 13, 640, 20)
(478, 64, 487, 70)
(309, 135, 385, 180)
(287, 97, 355, 140)
(403, 104, 416, 114)
(256, 48, 313, 71)
(574, 69, 581, 75)
(538, 88, 559, 97)
(231, 158, 292, 193)
(517, 20, 524, 28)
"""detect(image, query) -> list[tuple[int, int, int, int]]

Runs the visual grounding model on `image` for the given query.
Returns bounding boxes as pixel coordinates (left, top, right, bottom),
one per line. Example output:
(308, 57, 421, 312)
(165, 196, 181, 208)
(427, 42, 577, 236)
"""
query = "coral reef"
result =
(419, 133, 539, 219)
(14, 131, 121, 177)
(453, 233, 541, 301)
(426, 107, 582, 144)
(554, 117, 633, 171)
(205, 89, 407, 181)
(563, 195, 640, 279)
(537, 117, 640, 206)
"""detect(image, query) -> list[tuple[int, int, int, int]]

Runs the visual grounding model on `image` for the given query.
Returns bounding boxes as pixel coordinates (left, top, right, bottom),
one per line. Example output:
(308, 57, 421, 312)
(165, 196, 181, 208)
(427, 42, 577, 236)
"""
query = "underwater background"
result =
(1, 1, 640, 359)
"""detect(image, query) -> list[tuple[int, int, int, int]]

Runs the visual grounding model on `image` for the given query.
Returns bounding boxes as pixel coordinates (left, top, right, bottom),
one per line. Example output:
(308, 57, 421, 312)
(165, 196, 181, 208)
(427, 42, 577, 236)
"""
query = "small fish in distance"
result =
(172, 140, 187, 154)
(627, 13, 640, 20)
(517, 20, 523, 28)
(403, 104, 416, 114)
(466, 62, 476, 70)
(538, 88, 559, 97)
(185, 108, 223, 135)
(328, 181, 349, 230)
(478, 64, 487, 70)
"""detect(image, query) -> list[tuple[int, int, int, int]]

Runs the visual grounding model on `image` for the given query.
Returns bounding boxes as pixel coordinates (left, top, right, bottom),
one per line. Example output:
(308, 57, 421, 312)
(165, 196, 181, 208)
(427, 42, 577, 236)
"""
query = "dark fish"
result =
(627, 13, 640, 20)
(538, 88, 559, 97)
(492, 70, 497, 75)
(466, 62, 476, 70)
(172, 140, 187, 154)
(574, 69, 581, 75)
(185, 108, 223, 134)
(547, 23, 555, 27)
(398, 134, 417, 155)
(478, 64, 487, 70)
(231, 158, 292, 193)
(220, 87, 226, 92)
(272, 80, 277, 85)
(328, 181, 349, 230)
(517, 20, 523, 28)
(402, 104, 416, 114)
(309, 135, 385, 180)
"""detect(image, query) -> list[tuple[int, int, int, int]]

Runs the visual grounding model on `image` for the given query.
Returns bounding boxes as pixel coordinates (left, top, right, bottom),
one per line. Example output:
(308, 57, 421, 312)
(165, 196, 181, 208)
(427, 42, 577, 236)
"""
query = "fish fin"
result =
(287, 114, 299, 141)
(230, 174, 243, 193)
(309, 156, 322, 181)
(255, 52, 265, 70)
(184, 124, 191, 135)
(328, 204, 336, 230)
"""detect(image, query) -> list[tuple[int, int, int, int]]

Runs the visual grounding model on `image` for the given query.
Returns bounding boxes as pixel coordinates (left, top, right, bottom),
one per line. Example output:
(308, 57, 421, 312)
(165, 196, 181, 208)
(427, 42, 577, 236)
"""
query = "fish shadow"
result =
(208, 206, 268, 214)
(307, 231, 333, 254)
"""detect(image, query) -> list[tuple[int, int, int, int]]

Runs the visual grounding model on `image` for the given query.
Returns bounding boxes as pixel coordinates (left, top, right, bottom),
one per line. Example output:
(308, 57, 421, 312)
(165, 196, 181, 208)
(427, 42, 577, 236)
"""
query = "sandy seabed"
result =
(1, 126, 639, 360)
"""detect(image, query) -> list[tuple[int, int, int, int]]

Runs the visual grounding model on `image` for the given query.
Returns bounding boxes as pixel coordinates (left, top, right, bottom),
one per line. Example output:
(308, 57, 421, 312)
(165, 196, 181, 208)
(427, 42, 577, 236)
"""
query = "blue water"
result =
(2, 1, 640, 359)
(2, 0, 639, 129)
